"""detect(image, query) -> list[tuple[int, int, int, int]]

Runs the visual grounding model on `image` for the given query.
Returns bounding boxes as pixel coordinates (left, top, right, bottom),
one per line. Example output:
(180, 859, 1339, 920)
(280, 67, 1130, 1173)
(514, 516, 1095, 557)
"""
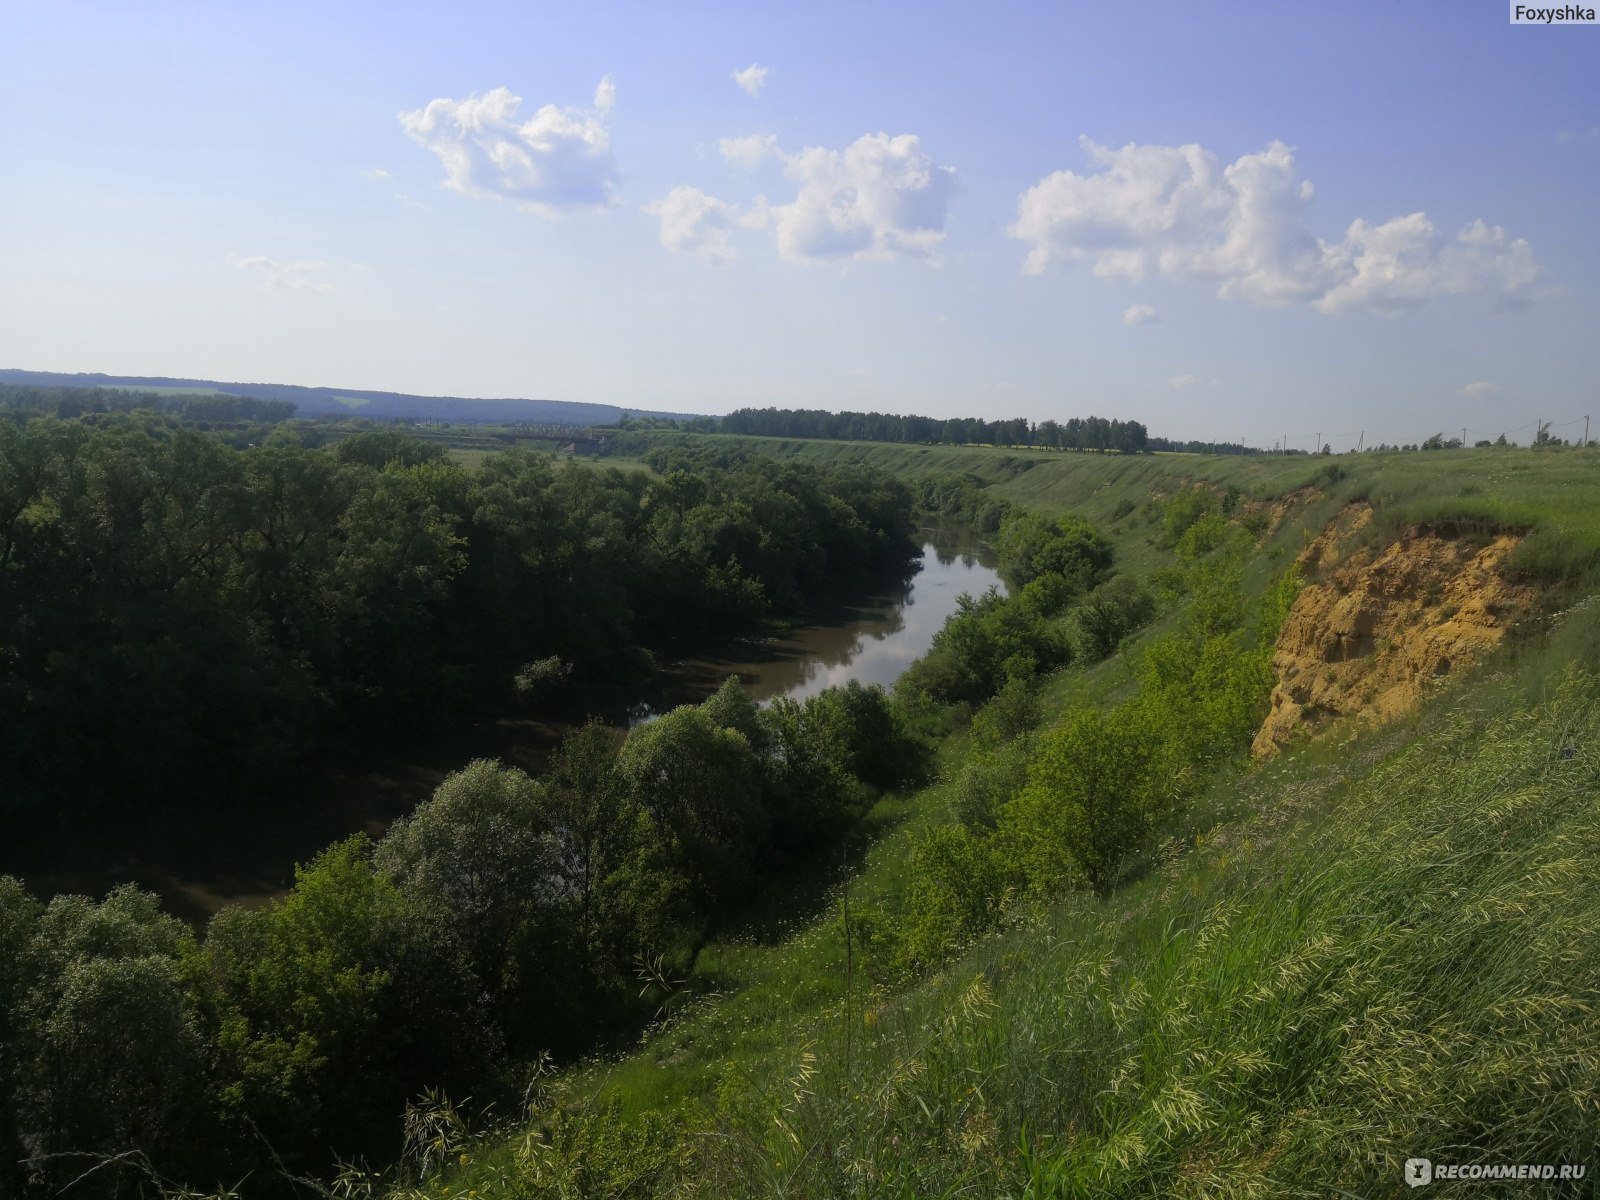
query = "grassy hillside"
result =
(617, 433, 1600, 589)
(343, 439, 1600, 1200)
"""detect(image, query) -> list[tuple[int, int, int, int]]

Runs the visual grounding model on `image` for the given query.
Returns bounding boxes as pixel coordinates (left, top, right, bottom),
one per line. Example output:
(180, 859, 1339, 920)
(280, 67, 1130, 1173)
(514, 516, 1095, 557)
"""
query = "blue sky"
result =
(2, 1, 1596, 446)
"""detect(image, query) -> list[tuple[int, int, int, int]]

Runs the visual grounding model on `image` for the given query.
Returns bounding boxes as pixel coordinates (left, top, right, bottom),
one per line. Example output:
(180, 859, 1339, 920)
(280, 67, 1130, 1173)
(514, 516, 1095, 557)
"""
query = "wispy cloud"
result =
(227, 254, 333, 294)
(732, 64, 768, 97)
(645, 186, 739, 263)
(1461, 380, 1507, 401)
(1123, 302, 1158, 325)
(1011, 138, 1539, 314)
(1169, 373, 1220, 391)
(398, 82, 619, 216)
(719, 133, 778, 169)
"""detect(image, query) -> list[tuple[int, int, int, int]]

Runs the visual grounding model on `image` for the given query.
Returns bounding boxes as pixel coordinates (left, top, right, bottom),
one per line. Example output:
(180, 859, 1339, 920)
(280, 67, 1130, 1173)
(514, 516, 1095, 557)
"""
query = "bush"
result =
(1159, 485, 1222, 547)
(970, 676, 1043, 751)
(899, 587, 1073, 708)
(1073, 574, 1156, 660)
(995, 512, 1113, 591)
(900, 824, 1013, 968)
(999, 702, 1162, 897)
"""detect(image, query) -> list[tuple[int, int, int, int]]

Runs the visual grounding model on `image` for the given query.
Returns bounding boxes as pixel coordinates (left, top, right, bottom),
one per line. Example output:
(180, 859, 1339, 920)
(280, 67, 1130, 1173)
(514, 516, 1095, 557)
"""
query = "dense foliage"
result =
(0, 415, 915, 818)
(0, 676, 927, 1197)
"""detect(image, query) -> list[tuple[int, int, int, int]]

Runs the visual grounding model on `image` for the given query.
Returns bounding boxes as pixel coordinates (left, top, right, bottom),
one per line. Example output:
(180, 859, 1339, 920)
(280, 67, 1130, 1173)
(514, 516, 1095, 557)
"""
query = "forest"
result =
(0, 410, 917, 822)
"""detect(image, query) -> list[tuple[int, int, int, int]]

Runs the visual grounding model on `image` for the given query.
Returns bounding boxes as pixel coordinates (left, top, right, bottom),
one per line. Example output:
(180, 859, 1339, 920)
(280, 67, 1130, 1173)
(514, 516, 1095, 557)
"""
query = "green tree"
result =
(1002, 703, 1161, 897)
(616, 705, 766, 908)
(198, 837, 406, 1173)
(376, 760, 557, 1003)
(11, 886, 205, 1197)
(996, 511, 1113, 591)
(1074, 575, 1156, 660)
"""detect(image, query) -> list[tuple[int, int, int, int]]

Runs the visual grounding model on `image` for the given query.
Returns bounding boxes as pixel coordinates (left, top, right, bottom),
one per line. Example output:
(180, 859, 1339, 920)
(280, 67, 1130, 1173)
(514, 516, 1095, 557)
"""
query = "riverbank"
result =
(0, 523, 999, 924)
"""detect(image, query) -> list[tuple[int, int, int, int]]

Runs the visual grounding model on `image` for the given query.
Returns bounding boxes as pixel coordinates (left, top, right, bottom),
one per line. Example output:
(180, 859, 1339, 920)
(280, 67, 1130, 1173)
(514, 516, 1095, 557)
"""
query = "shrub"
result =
(995, 512, 1113, 591)
(1073, 574, 1156, 660)
(1000, 702, 1162, 897)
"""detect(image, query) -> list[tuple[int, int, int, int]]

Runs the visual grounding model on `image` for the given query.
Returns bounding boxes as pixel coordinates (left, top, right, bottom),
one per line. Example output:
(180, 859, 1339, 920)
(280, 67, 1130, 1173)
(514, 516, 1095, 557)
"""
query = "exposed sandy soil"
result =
(1252, 503, 1534, 756)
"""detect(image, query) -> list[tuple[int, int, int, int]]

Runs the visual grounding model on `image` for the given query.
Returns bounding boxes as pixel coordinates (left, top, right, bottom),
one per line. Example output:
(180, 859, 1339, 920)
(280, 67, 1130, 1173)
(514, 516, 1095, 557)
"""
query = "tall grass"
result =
(669, 663, 1600, 1198)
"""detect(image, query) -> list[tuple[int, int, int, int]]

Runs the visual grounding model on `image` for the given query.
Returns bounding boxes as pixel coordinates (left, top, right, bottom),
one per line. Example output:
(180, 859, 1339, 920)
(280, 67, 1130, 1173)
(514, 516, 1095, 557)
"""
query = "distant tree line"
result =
(0, 415, 916, 821)
(1145, 436, 1263, 456)
(0, 383, 296, 425)
(712, 408, 1150, 453)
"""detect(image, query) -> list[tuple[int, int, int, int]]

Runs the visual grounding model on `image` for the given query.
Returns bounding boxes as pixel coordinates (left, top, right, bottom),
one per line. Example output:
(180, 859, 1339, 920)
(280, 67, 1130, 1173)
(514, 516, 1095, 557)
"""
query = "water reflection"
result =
(1, 523, 1003, 922)
(633, 522, 1003, 719)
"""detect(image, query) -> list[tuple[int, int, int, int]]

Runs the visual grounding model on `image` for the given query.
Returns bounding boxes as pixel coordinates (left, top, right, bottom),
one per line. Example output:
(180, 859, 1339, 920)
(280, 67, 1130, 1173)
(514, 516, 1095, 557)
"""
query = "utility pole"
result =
(1462, 426, 1467, 449)
(1584, 415, 1590, 447)
(1357, 430, 1364, 452)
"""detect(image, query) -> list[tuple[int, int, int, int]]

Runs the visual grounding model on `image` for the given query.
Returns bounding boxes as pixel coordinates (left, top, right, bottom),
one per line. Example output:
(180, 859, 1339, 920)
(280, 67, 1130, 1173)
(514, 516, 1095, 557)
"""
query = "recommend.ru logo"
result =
(1405, 1156, 1587, 1186)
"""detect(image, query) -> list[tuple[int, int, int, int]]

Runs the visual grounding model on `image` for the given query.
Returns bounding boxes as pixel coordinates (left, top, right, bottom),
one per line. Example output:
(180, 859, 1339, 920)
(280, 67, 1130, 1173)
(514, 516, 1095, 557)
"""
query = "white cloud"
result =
(719, 133, 779, 169)
(1010, 137, 1539, 313)
(1123, 302, 1158, 325)
(227, 254, 332, 294)
(763, 133, 958, 263)
(1461, 381, 1507, 402)
(1168, 373, 1219, 390)
(646, 186, 739, 263)
(398, 83, 619, 216)
(732, 64, 768, 97)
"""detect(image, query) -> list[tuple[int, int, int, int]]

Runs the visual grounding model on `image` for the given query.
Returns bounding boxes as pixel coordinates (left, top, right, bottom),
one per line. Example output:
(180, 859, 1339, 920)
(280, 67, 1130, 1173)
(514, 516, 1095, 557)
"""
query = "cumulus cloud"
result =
(227, 254, 332, 294)
(719, 133, 778, 168)
(1010, 137, 1539, 313)
(732, 64, 768, 97)
(1461, 381, 1507, 402)
(398, 82, 619, 216)
(1123, 302, 1158, 325)
(652, 132, 956, 265)
(762, 133, 958, 263)
(646, 186, 739, 263)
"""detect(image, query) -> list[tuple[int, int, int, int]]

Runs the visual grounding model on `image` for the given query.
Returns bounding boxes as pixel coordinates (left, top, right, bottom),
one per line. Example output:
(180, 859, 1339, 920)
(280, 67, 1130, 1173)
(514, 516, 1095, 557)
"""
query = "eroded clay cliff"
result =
(1252, 504, 1533, 756)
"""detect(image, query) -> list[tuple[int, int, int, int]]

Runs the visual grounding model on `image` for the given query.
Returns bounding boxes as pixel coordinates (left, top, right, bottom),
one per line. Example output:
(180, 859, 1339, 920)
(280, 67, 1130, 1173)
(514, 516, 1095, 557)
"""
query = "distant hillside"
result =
(0, 368, 704, 426)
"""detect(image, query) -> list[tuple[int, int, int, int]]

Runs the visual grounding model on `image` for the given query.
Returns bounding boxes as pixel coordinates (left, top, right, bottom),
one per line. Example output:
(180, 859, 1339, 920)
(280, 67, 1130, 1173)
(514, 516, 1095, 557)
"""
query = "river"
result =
(4, 523, 1002, 923)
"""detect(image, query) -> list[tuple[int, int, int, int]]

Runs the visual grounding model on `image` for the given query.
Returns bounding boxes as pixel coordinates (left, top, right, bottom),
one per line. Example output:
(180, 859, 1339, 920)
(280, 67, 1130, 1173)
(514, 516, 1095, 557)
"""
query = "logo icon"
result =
(1406, 1158, 1434, 1188)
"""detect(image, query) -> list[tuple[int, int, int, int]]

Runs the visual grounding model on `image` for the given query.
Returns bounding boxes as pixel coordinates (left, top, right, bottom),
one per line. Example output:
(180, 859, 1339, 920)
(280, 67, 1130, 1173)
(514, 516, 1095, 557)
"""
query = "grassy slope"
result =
(657, 435, 1600, 588)
(400, 440, 1600, 1198)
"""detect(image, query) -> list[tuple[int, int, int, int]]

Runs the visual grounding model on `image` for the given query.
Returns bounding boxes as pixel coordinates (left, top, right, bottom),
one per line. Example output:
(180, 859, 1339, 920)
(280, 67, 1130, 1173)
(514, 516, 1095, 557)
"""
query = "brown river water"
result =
(5, 524, 1001, 924)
